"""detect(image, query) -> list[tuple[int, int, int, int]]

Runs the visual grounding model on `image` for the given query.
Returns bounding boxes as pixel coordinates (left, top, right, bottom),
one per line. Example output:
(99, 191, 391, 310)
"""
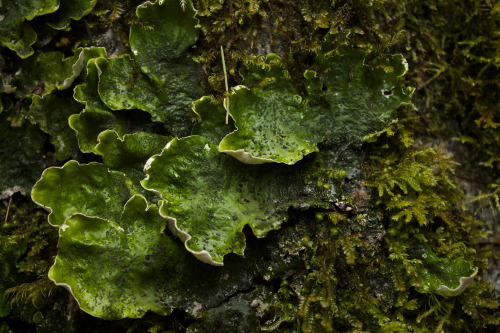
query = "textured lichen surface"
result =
(48, 193, 303, 319)
(0, 0, 59, 58)
(70, 57, 129, 154)
(130, 0, 199, 83)
(95, 130, 171, 182)
(128, 0, 203, 135)
(0, 0, 498, 331)
(45, 0, 97, 30)
(49, 195, 173, 319)
(411, 245, 478, 297)
(96, 55, 164, 119)
(142, 135, 331, 265)
(191, 96, 231, 144)
(31, 161, 138, 226)
(220, 49, 411, 164)
(29, 93, 82, 161)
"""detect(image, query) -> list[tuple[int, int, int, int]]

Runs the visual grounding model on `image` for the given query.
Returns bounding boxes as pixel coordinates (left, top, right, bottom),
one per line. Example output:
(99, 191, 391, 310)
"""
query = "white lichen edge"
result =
(59, 48, 87, 90)
(219, 148, 274, 164)
(31, 166, 59, 227)
(31, 160, 129, 227)
(435, 267, 478, 297)
(191, 301, 203, 316)
(47, 194, 165, 319)
(158, 202, 223, 266)
(48, 266, 88, 312)
(141, 141, 173, 197)
(219, 85, 306, 165)
(47, 213, 95, 316)
(402, 56, 409, 74)
(220, 86, 275, 164)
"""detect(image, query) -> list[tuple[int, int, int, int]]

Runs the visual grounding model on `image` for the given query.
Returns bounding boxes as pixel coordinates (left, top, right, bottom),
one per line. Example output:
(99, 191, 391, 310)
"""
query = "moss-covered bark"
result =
(0, 0, 498, 331)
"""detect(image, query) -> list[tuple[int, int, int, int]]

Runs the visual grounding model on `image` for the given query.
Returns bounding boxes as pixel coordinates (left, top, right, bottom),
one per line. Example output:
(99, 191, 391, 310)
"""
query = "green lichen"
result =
(12, 48, 101, 99)
(0, 0, 498, 331)
(218, 46, 411, 164)
(0, 0, 59, 58)
(70, 57, 129, 153)
(95, 130, 171, 182)
(410, 244, 478, 297)
(49, 195, 173, 319)
(141, 135, 334, 265)
(45, 0, 97, 30)
(95, 55, 167, 119)
(31, 161, 138, 226)
(191, 96, 231, 144)
(29, 92, 82, 161)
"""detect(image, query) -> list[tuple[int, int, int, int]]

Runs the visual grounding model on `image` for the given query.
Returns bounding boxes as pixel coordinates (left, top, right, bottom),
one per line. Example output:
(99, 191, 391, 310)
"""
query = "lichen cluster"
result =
(0, 0, 498, 332)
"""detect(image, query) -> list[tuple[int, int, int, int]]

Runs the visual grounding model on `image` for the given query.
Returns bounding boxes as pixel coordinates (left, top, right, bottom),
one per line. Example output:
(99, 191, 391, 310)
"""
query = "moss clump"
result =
(246, 119, 498, 331)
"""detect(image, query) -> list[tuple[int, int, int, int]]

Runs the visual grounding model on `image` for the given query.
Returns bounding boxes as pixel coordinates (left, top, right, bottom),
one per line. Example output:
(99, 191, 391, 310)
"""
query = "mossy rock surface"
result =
(0, 0, 498, 331)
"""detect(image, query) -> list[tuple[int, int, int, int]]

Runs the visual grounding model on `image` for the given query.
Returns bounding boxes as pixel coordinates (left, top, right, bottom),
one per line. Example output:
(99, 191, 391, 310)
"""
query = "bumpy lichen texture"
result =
(191, 96, 231, 144)
(22, 48, 106, 151)
(48, 195, 172, 319)
(12, 47, 105, 98)
(0, 0, 59, 58)
(412, 245, 478, 297)
(0, 0, 498, 330)
(219, 48, 412, 164)
(96, 55, 167, 119)
(130, 0, 199, 84)
(95, 130, 171, 182)
(47, 192, 306, 320)
(128, 0, 203, 135)
(31, 161, 138, 226)
(141, 136, 331, 265)
(70, 58, 129, 154)
(29, 93, 82, 161)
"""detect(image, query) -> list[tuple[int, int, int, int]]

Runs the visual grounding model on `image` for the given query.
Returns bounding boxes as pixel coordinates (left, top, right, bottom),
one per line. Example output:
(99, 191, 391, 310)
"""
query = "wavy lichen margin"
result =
(219, 48, 412, 165)
(48, 194, 172, 319)
(141, 135, 330, 265)
(31, 160, 137, 226)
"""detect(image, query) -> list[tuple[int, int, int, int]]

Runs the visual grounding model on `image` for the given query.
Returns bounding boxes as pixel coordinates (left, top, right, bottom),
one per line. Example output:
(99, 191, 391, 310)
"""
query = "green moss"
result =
(0, 195, 58, 323)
